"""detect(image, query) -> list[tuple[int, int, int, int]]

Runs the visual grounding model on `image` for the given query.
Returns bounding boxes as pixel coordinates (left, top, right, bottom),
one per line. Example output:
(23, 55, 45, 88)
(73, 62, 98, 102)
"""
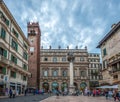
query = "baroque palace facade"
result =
(40, 48, 101, 91)
(97, 22, 120, 86)
(0, 0, 30, 95)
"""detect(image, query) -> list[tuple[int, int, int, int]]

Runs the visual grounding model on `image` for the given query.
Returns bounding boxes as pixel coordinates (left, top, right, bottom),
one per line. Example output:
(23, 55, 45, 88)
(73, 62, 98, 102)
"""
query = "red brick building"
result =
(27, 22, 41, 89)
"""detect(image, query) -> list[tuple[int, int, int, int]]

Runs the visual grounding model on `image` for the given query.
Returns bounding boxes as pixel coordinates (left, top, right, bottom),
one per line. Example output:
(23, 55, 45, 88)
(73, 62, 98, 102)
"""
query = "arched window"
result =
(43, 70, 48, 76)
(52, 70, 58, 76)
(52, 82, 59, 91)
(62, 70, 67, 76)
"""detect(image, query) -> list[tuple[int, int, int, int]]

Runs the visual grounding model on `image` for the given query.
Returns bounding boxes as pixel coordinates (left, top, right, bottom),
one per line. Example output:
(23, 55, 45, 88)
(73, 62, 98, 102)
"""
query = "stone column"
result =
(70, 62, 74, 86)
(67, 52, 75, 94)
(49, 68, 52, 76)
(59, 67, 61, 76)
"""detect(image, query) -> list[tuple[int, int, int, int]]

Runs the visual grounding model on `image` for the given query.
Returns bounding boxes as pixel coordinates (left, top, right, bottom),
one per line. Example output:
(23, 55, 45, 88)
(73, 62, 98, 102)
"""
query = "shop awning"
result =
(96, 85, 118, 89)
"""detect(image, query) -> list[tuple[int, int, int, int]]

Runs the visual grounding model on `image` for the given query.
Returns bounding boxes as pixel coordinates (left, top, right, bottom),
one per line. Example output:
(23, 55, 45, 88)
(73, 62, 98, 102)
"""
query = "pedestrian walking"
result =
(9, 88, 13, 98)
(12, 88, 16, 98)
(24, 89, 27, 96)
(55, 88, 60, 99)
(114, 91, 120, 101)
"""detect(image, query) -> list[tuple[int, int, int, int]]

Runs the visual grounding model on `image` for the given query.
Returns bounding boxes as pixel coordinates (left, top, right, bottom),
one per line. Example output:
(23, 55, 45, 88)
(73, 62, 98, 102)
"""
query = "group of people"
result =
(9, 88, 16, 98)
(84, 88, 120, 101)
(105, 89, 120, 101)
(9, 88, 27, 98)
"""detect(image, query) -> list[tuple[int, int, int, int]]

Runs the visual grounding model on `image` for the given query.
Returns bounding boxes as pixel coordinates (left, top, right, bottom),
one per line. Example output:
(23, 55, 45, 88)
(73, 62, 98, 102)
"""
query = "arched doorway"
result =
(42, 82, 49, 92)
(52, 82, 59, 92)
(61, 82, 68, 92)
(80, 82, 87, 91)
(74, 82, 78, 90)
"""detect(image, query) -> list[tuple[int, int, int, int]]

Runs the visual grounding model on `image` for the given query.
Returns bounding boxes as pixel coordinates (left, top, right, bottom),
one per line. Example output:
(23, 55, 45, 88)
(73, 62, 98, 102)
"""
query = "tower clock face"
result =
(30, 47, 34, 52)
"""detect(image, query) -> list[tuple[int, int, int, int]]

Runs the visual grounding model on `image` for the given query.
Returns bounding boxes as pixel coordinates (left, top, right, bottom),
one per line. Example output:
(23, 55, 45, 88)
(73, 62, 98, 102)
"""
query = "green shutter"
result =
(16, 43, 18, 51)
(2, 67, 6, 75)
(23, 64, 27, 70)
(6, 20, 9, 26)
(103, 48, 107, 56)
(14, 72, 16, 78)
(16, 33, 18, 38)
(11, 55, 13, 61)
(1, 28, 6, 39)
(15, 57, 17, 64)
(3, 50, 7, 58)
(11, 39, 14, 47)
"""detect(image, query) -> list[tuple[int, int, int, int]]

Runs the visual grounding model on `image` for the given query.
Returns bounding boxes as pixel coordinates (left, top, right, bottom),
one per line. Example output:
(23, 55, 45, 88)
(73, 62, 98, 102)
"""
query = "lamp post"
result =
(67, 52, 75, 94)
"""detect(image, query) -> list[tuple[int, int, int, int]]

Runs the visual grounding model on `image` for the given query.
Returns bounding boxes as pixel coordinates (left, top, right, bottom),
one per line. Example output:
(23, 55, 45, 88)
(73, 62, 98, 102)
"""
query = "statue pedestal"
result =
(69, 85, 75, 95)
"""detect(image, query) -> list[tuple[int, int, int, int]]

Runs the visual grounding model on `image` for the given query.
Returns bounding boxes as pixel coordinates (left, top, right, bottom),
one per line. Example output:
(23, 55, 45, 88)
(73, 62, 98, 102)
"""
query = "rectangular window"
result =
(1, 27, 6, 40)
(103, 48, 107, 56)
(11, 39, 18, 51)
(12, 28, 19, 38)
(23, 52, 28, 60)
(23, 64, 27, 70)
(80, 57, 84, 61)
(0, 67, 6, 75)
(44, 57, 48, 61)
(113, 75, 118, 79)
(0, 47, 7, 58)
(10, 71, 16, 78)
(62, 57, 66, 61)
(11, 55, 17, 64)
(53, 57, 57, 62)
(1, 11, 9, 26)
(2, 67, 6, 75)
(24, 43, 28, 50)
(23, 76, 27, 81)
(103, 60, 107, 69)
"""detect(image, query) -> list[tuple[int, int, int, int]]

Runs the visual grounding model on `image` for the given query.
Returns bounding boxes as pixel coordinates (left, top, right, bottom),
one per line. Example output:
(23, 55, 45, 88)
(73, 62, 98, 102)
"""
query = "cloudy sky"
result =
(4, 0, 120, 53)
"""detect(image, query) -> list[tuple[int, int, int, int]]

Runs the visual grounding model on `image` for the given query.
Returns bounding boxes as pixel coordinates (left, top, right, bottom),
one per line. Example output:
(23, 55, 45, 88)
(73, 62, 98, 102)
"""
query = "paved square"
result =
(40, 96, 114, 102)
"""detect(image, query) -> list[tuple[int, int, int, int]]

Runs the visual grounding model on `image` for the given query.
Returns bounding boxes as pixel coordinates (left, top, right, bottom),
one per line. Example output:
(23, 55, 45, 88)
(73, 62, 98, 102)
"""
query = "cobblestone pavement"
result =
(0, 94, 52, 102)
(40, 96, 114, 102)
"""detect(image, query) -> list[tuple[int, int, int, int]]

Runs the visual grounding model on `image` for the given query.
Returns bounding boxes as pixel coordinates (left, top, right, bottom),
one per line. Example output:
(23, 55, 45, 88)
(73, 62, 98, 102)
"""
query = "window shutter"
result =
(16, 33, 18, 38)
(14, 72, 16, 78)
(16, 43, 18, 51)
(1, 28, 6, 39)
(6, 20, 9, 26)
(3, 50, 7, 58)
(2, 67, 6, 75)
(15, 58, 17, 64)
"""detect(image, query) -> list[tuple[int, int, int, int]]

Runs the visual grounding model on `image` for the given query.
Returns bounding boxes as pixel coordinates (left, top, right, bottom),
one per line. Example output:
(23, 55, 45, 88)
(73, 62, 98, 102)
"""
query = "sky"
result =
(4, 0, 120, 53)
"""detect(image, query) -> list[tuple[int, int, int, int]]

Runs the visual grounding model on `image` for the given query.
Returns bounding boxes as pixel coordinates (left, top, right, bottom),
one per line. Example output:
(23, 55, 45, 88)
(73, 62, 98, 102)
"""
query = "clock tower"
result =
(27, 22, 41, 89)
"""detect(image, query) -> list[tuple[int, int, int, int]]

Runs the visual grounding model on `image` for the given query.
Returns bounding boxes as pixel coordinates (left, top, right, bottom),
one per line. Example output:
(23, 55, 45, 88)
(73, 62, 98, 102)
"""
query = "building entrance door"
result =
(42, 82, 49, 92)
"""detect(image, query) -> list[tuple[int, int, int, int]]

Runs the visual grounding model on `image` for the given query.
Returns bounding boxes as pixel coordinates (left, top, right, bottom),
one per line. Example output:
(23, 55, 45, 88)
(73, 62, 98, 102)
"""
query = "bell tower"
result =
(27, 22, 41, 89)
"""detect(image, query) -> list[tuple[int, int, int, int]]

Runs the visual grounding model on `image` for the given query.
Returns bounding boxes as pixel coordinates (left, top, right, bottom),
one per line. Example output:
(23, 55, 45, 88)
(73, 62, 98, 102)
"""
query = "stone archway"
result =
(74, 82, 78, 90)
(61, 82, 68, 92)
(42, 82, 49, 92)
(51, 82, 59, 92)
(80, 82, 87, 91)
